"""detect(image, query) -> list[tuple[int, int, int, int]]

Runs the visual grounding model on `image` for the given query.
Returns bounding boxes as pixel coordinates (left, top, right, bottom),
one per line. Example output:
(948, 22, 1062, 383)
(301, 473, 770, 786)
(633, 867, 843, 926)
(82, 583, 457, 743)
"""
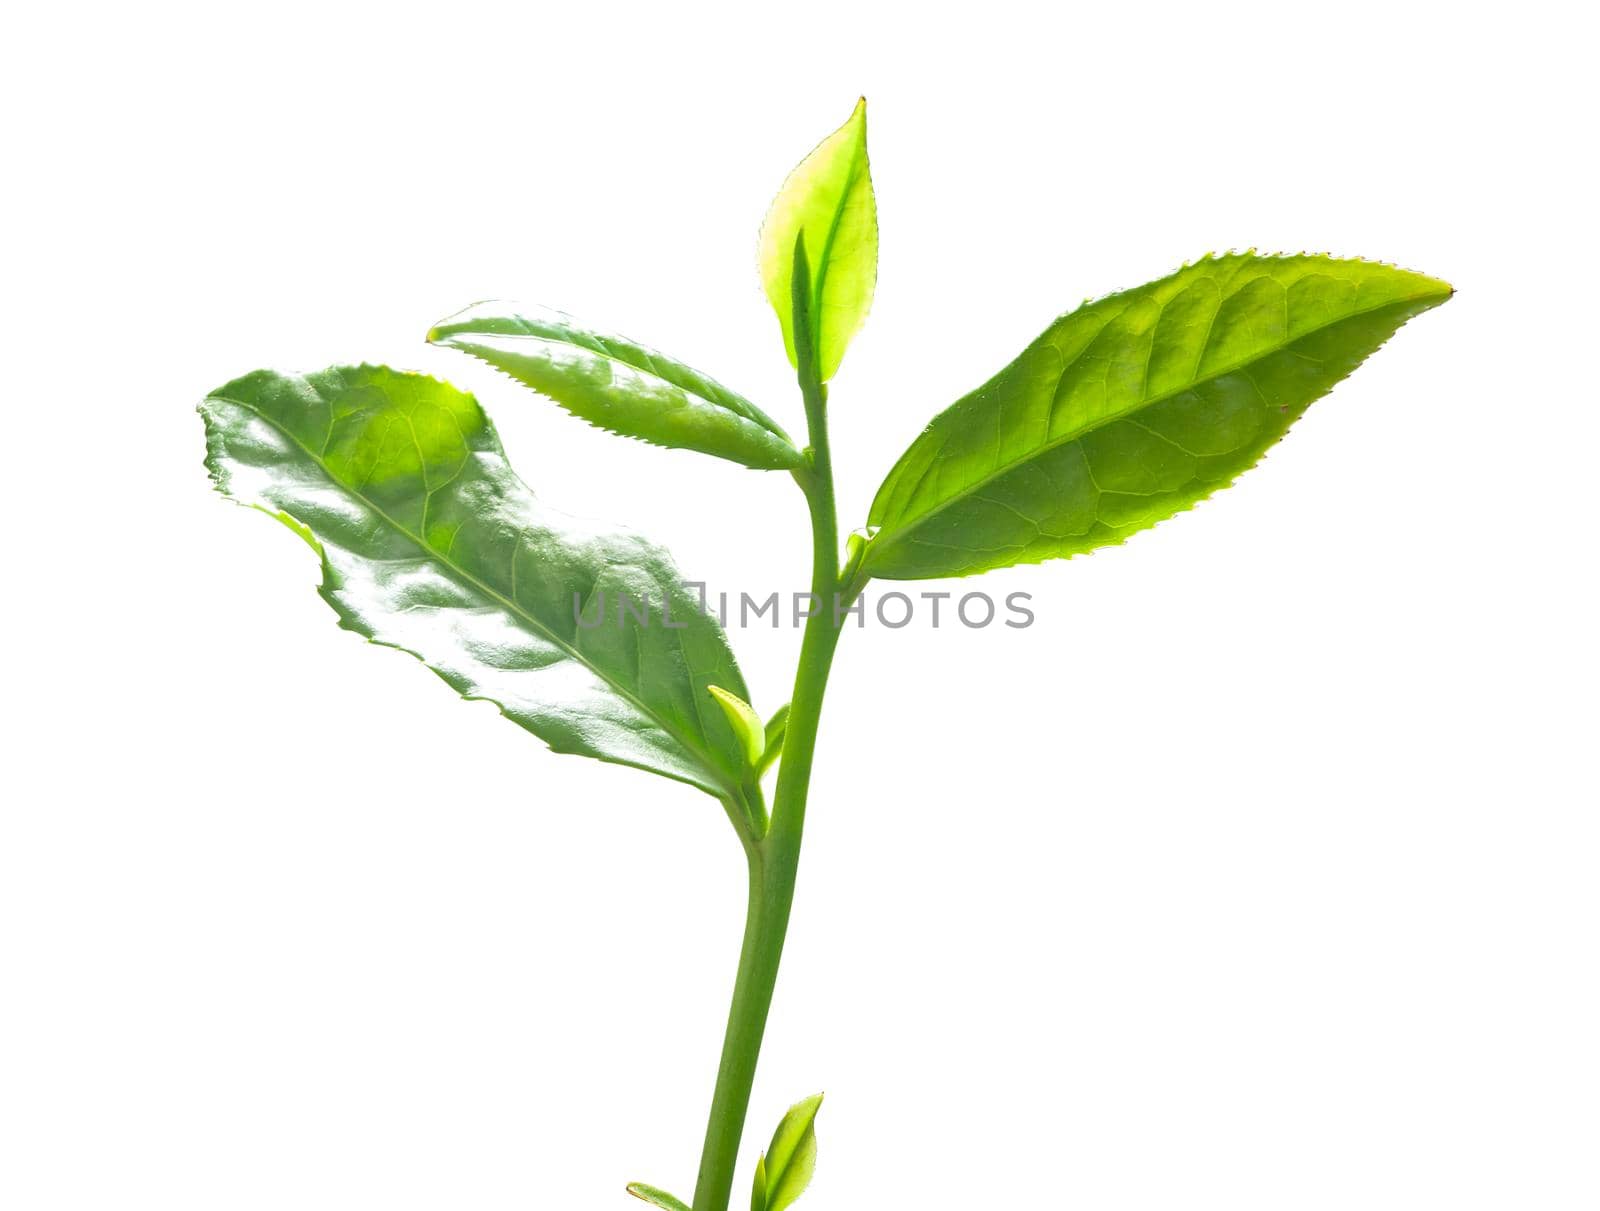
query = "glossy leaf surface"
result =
(753, 1093, 822, 1211)
(627, 1183, 691, 1211)
(200, 365, 752, 799)
(864, 253, 1452, 579)
(759, 99, 876, 382)
(428, 303, 802, 470)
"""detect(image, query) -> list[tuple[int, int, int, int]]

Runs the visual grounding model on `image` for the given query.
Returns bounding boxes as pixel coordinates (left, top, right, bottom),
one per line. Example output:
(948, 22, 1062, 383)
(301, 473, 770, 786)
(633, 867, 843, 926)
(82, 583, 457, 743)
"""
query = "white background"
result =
(3, 3, 1595, 1208)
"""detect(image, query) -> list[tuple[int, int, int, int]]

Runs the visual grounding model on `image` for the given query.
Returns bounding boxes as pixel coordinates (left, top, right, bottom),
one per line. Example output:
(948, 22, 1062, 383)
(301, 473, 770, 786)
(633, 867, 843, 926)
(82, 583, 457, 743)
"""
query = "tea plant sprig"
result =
(198, 99, 1451, 1211)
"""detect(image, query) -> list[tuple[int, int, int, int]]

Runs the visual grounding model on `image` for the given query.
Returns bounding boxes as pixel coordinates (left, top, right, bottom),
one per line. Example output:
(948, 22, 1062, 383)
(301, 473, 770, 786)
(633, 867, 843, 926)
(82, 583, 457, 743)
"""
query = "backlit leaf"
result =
(758, 704, 790, 777)
(759, 99, 877, 382)
(750, 1154, 768, 1211)
(627, 1183, 691, 1211)
(428, 303, 802, 470)
(708, 685, 766, 771)
(756, 1093, 823, 1211)
(864, 253, 1452, 579)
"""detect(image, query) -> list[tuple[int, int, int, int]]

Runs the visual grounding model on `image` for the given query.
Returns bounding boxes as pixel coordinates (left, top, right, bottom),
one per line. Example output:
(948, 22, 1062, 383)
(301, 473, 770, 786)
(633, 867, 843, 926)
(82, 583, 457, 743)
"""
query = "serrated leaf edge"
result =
(429, 304, 803, 471)
(863, 253, 1451, 578)
(870, 299, 1441, 579)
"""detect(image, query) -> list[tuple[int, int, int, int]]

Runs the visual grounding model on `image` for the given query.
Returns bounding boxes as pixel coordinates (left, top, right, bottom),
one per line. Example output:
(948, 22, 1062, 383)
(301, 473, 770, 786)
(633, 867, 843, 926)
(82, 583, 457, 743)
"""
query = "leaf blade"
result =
(864, 253, 1452, 579)
(708, 685, 766, 771)
(759, 99, 877, 382)
(758, 703, 790, 777)
(200, 364, 752, 798)
(428, 303, 803, 470)
(627, 1183, 692, 1211)
(750, 1154, 768, 1211)
(760, 1093, 823, 1211)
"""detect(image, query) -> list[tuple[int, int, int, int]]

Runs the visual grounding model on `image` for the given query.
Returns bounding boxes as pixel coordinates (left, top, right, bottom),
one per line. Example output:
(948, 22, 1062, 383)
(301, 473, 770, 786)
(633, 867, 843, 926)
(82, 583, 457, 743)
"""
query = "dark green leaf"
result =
(864, 253, 1452, 579)
(200, 364, 753, 800)
(428, 303, 803, 470)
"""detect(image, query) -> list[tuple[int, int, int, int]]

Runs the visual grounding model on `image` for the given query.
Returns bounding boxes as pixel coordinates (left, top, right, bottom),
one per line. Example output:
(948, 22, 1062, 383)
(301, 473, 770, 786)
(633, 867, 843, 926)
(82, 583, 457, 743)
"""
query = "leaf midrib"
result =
(807, 130, 868, 343)
(868, 287, 1442, 558)
(215, 391, 741, 800)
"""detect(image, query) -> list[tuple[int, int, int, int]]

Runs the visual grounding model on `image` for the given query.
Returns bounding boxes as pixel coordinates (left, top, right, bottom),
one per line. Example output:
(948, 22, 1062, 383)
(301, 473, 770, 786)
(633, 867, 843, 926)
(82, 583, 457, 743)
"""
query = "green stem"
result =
(691, 370, 841, 1211)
